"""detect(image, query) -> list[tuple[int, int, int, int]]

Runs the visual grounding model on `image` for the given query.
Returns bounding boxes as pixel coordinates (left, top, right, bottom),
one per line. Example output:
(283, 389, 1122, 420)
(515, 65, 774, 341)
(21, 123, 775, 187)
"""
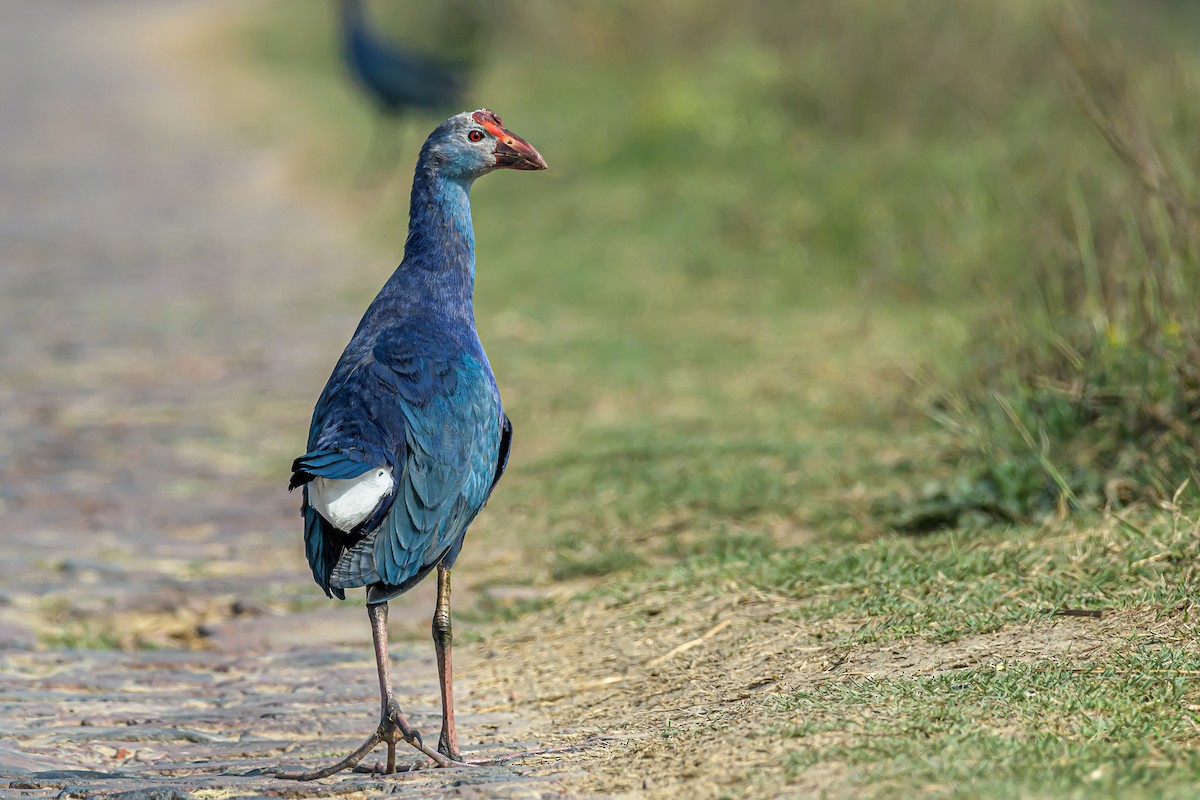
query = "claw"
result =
(388, 700, 425, 746)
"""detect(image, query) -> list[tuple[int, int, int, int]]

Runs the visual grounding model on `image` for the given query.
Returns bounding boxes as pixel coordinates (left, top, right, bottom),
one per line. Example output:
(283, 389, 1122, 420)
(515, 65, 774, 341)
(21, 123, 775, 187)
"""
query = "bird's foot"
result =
(273, 726, 385, 782)
(275, 703, 466, 781)
(383, 699, 467, 769)
(352, 759, 421, 775)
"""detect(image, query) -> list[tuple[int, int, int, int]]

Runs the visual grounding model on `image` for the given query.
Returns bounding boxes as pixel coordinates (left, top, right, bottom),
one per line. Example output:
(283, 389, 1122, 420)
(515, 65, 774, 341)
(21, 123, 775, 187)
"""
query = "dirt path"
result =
(0, 1, 564, 796)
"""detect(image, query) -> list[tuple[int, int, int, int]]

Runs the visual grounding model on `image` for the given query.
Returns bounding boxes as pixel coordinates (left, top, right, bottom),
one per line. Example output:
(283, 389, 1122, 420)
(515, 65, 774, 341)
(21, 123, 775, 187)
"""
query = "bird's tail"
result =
(330, 529, 381, 589)
(330, 527, 443, 604)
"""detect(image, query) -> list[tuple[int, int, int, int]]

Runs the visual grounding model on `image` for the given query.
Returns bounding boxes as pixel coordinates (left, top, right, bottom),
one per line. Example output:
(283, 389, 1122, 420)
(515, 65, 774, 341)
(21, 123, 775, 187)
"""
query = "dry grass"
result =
(468, 584, 1199, 799)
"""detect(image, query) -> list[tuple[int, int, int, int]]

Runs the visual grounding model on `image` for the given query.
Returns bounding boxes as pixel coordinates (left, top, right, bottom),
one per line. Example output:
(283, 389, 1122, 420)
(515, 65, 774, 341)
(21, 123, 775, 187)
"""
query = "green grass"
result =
(636, 509, 1198, 644)
(38, 628, 125, 651)
(929, 10, 1200, 514)
(781, 653, 1200, 799)
(233, 0, 970, 573)
(226, 0, 1200, 795)
(581, 487, 1199, 797)
(232, 0, 1200, 537)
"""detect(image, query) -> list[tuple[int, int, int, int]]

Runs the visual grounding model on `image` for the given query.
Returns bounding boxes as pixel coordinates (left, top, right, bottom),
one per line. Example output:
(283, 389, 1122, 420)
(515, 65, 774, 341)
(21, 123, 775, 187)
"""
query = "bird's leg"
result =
(371, 600, 404, 774)
(432, 565, 461, 760)
(367, 601, 467, 770)
(276, 602, 464, 781)
(355, 115, 405, 185)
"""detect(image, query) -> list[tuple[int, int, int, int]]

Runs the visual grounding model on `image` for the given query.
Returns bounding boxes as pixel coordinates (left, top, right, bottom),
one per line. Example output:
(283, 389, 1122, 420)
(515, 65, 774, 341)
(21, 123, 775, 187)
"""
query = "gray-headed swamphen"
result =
(279, 110, 546, 780)
(338, 0, 470, 149)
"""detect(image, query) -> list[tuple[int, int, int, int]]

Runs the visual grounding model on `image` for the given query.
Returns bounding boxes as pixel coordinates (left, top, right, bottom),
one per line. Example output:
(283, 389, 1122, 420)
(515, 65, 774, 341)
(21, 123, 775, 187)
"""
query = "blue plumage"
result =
(338, 0, 469, 119)
(283, 109, 543, 779)
(290, 109, 542, 611)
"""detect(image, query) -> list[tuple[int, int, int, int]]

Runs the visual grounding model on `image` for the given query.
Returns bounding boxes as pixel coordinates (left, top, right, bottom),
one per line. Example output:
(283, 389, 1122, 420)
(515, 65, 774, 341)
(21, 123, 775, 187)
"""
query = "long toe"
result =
(391, 719, 467, 768)
(276, 712, 409, 780)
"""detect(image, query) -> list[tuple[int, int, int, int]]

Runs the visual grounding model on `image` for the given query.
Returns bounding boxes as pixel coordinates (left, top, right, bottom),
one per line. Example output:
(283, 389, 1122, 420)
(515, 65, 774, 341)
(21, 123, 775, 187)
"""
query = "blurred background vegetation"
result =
(238, 0, 1200, 564)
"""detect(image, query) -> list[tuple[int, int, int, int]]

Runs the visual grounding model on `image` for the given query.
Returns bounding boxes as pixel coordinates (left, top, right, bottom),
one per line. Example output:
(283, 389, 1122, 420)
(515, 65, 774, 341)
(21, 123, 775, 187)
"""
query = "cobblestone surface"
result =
(0, 2, 563, 796)
(1, 648, 558, 798)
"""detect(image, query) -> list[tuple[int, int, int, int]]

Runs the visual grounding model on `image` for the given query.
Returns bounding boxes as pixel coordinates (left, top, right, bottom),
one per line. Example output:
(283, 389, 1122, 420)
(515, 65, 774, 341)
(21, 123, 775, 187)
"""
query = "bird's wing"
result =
(369, 343, 501, 587)
(290, 449, 375, 487)
(489, 413, 513, 498)
(291, 352, 409, 598)
(291, 339, 502, 597)
(349, 29, 466, 111)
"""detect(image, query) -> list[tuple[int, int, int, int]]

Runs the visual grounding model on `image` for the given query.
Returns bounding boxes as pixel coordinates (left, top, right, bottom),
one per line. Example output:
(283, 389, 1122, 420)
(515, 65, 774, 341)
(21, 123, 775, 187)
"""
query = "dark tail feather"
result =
(304, 503, 346, 600)
(365, 558, 440, 604)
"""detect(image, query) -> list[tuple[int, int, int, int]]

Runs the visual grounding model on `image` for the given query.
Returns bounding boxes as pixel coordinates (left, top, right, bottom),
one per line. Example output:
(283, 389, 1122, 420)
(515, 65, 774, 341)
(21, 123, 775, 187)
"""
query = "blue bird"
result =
(280, 109, 547, 780)
(337, 0, 472, 172)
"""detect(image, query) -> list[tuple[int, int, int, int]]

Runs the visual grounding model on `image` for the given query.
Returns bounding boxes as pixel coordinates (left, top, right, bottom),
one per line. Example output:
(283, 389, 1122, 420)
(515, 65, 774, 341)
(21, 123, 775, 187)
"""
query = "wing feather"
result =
(370, 350, 500, 590)
(293, 336, 505, 599)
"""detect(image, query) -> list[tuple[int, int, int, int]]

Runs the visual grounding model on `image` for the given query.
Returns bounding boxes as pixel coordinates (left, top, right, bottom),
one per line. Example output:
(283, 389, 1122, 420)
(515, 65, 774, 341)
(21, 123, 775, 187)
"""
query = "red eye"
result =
(467, 130, 484, 143)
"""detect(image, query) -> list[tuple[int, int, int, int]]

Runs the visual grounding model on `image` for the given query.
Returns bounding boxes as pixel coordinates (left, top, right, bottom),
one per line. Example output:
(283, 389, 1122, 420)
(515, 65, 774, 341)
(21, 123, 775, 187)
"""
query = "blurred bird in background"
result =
(337, 0, 480, 177)
(278, 109, 547, 780)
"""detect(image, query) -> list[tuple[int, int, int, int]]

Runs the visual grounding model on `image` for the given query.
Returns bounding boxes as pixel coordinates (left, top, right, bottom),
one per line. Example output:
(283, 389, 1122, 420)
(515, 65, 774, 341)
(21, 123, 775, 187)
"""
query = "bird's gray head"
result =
(421, 109, 548, 180)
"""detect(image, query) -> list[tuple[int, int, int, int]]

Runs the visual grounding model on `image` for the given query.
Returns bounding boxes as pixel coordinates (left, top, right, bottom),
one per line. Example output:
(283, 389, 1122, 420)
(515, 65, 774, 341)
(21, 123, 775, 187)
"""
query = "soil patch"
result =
(471, 592, 1183, 798)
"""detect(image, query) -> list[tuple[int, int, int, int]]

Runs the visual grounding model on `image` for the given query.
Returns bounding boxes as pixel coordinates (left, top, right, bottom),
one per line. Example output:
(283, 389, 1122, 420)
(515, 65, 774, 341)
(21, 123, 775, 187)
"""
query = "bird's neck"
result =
(386, 164, 477, 317)
(339, 0, 368, 41)
(339, 0, 364, 25)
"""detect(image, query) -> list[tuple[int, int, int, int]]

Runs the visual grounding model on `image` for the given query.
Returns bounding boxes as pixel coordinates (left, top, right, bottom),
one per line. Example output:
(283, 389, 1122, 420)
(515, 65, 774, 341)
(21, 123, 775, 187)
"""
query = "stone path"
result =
(0, 2, 562, 796)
